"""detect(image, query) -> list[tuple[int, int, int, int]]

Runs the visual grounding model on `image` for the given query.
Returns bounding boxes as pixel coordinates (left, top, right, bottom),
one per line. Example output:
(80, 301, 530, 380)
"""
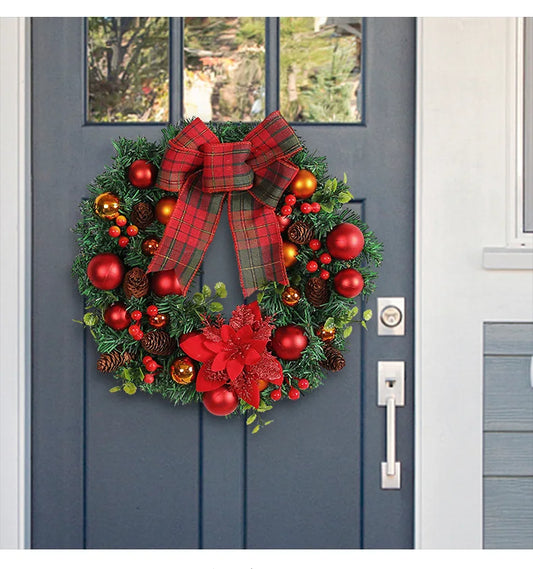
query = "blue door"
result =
(31, 17, 415, 548)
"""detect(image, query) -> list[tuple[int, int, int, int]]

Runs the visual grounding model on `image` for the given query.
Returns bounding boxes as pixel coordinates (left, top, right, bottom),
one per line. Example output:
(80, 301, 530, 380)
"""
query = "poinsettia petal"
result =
(203, 340, 224, 353)
(250, 339, 268, 354)
(268, 358, 284, 386)
(195, 365, 226, 392)
(226, 358, 245, 381)
(248, 301, 262, 322)
(236, 380, 260, 409)
(211, 350, 231, 372)
(236, 325, 253, 343)
(220, 325, 235, 343)
(180, 334, 215, 363)
(244, 347, 261, 366)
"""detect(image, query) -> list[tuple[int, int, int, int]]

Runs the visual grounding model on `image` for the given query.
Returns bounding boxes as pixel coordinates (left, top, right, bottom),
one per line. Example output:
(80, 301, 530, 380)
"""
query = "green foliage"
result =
(73, 118, 382, 423)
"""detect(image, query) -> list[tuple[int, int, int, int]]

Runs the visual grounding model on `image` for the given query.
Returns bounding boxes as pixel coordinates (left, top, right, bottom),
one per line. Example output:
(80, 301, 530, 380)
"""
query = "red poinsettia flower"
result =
(180, 301, 283, 408)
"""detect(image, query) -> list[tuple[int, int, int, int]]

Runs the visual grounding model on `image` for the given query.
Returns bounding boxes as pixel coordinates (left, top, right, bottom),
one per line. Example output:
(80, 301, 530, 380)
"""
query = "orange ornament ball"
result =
(170, 356, 196, 385)
(257, 379, 270, 392)
(282, 241, 299, 268)
(94, 192, 120, 220)
(149, 313, 169, 329)
(155, 197, 177, 225)
(141, 237, 159, 256)
(289, 169, 317, 199)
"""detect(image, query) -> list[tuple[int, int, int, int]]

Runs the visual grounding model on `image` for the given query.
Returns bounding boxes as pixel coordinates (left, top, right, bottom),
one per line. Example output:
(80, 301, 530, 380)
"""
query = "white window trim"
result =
(483, 17, 533, 269)
(0, 17, 30, 549)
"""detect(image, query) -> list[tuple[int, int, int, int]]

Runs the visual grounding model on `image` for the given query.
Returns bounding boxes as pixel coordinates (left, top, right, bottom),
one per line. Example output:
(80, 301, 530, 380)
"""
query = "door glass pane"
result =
(183, 17, 265, 122)
(87, 17, 169, 123)
(280, 17, 363, 123)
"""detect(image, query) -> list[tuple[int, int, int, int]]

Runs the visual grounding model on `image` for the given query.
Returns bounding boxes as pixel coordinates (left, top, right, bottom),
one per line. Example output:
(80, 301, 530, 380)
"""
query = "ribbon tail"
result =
(147, 183, 226, 295)
(228, 191, 289, 297)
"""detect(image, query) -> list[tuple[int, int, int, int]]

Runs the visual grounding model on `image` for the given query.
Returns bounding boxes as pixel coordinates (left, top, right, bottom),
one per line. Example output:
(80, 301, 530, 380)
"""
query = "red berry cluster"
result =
(108, 214, 138, 248)
(306, 239, 331, 279)
(142, 355, 162, 384)
(280, 193, 321, 217)
(128, 304, 159, 341)
(270, 377, 309, 402)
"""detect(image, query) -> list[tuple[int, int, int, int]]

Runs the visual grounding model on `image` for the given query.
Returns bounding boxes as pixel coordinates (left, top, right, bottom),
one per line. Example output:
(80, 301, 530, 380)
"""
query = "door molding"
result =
(0, 16, 31, 549)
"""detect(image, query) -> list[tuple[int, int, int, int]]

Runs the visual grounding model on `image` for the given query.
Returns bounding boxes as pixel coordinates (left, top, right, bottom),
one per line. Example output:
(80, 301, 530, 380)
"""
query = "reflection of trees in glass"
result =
(87, 17, 169, 122)
(184, 17, 265, 122)
(280, 17, 362, 123)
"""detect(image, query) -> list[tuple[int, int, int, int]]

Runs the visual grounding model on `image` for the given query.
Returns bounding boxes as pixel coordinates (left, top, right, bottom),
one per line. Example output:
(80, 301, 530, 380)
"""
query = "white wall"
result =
(416, 17, 533, 548)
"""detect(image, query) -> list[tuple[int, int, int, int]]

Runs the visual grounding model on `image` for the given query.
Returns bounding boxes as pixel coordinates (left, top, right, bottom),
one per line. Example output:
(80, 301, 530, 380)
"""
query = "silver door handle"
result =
(378, 361, 405, 489)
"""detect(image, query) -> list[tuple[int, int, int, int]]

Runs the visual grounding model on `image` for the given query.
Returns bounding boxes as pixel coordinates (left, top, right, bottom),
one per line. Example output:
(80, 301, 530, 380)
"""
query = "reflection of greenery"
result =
(184, 17, 265, 121)
(88, 17, 169, 122)
(280, 17, 361, 123)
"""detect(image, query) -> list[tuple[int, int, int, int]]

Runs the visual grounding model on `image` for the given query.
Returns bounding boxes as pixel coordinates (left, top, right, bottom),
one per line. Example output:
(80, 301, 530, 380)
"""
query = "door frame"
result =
(3, 16, 521, 549)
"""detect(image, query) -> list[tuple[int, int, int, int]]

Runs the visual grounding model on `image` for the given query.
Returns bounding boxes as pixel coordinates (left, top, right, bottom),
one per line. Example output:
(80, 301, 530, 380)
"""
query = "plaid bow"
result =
(147, 111, 303, 297)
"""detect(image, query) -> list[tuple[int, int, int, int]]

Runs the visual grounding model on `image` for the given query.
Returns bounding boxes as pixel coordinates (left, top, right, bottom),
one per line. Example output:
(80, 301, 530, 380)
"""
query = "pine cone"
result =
(320, 344, 346, 372)
(141, 329, 176, 356)
(97, 350, 134, 373)
(123, 267, 149, 299)
(305, 277, 330, 307)
(130, 202, 155, 229)
(287, 220, 314, 245)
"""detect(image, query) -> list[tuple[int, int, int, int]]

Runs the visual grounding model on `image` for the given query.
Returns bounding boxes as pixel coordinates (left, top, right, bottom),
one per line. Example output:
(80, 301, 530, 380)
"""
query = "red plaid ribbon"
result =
(147, 111, 303, 297)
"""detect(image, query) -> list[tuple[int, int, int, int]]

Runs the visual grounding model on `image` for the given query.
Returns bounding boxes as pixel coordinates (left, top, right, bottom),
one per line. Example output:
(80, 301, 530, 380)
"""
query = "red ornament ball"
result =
(142, 355, 154, 366)
(128, 324, 141, 337)
(271, 325, 308, 360)
(334, 268, 365, 298)
(270, 389, 282, 401)
(118, 236, 129, 248)
(288, 387, 300, 400)
(280, 205, 293, 216)
(306, 260, 318, 272)
(103, 302, 131, 330)
(300, 202, 312, 214)
(309, 239, 322, 251)
(126, 225, 139, 237)
(145, 359, 160, 373)
(87, 253, 124, 290)
(203, 386, 239, 416)
(131, 310, 142, 321)
(150, 269, 183, 296)
(128, 160, 158, 188)
(298, 378, 310, 390)
(319, 253, 332, 264)
(320, 269, 330, 280)
(108, 225, 121, 238)
(116, 215, 128, 227)
(310, 202, 321, 213)
(143, 373, 155, 384)
(326, 223, 365, 260)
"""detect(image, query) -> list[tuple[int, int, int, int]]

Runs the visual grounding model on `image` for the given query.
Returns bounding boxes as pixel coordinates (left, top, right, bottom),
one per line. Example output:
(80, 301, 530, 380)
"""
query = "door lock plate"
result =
(377, 297, 405, 336)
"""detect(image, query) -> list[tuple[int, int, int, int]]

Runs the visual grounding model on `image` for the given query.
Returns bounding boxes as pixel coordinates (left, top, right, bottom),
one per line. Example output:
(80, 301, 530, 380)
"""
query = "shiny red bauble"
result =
(271, 325, 308, 360)
(326, 223, 365, 260)
(203, 386, 239, 416)
(277, 214, 291, 232)
(87, 253, 125, 290)
(333, 268, 365, 298)
(150, 269, 183, 296)
(128, 159, 158, 188)
(103, 302, 131, 330)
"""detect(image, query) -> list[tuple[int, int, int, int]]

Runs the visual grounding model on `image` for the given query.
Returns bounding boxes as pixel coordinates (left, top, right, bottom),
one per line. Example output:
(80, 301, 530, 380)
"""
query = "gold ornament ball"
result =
(282, 241, 299, 268)
(94, 192, 120, 220)
(141, 237, 160, 256)
(281, 286, 301, 307)
(316, 326, 336, 342)
(257, 379, 270, 392)
(289, 169, 317, 199)
(170, 356, 196, 385)
(149, 313, 169, 329)
(155, 197, 178, 225)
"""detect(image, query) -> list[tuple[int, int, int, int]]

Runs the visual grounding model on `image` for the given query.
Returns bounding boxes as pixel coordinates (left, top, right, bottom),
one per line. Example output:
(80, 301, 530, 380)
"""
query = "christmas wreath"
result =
(73, 111, 382, 430)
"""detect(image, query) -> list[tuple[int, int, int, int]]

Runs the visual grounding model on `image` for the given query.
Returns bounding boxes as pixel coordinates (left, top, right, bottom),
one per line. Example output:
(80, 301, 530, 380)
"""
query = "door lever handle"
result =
(378, 362, 405, 489)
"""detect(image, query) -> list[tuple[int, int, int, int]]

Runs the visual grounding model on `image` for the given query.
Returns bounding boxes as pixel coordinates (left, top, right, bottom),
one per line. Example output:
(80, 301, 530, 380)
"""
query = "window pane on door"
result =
(280, 17, 363, 123)
(87, 17, 169, 123)
(184, 17, 265, 122)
